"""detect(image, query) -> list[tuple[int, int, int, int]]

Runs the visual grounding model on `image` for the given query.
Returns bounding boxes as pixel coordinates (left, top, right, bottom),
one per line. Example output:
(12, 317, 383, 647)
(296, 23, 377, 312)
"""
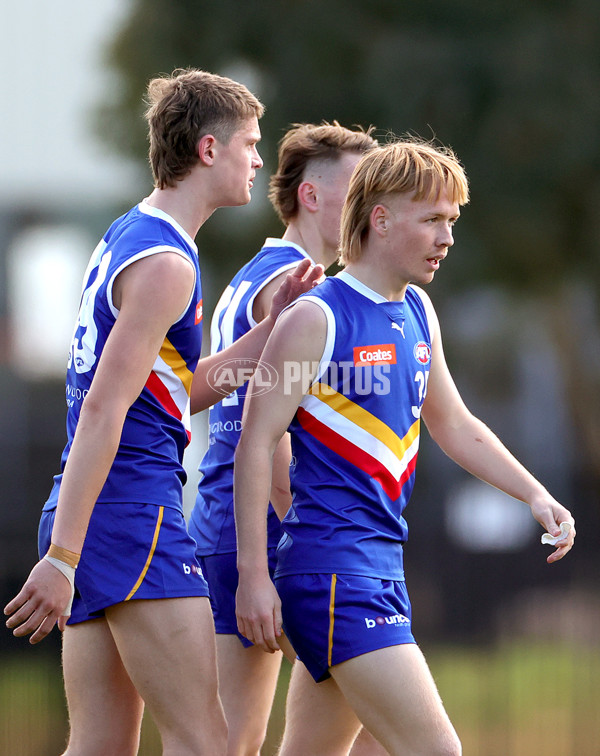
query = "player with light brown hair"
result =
(4, 68, 322, 756)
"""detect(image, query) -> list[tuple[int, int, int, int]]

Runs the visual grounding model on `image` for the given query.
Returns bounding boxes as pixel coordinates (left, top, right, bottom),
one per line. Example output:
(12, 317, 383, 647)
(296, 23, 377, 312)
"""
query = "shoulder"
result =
(113, 205, 196, 259)
(249, 244, 309, 323)
(247, 240, 307, 270)
(289, 279, 349, 328)
(271, 296, 329, 348)
(407, 283, 432, 308)
(279, 295, 329, 330)
(407, 284, 439, 335)
(262, 297, 328, 368)
(113, 249, 195, 314)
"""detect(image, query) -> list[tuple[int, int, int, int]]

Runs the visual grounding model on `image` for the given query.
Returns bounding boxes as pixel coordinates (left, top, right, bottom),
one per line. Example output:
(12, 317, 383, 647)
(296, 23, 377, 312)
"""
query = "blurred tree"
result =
(96, 0, 600, 481)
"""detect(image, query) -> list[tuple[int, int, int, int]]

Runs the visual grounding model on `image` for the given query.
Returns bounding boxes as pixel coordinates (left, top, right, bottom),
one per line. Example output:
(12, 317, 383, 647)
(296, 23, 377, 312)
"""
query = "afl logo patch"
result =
(413, 342, 431, 365)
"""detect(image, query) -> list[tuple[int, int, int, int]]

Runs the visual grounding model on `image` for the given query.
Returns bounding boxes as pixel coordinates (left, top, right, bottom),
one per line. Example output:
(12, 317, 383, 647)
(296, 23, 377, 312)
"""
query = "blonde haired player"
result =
(235, 138, 575, 755)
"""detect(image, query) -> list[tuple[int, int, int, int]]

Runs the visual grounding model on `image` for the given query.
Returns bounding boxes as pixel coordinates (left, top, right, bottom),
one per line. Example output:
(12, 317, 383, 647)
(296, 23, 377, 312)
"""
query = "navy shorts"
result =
(39, 503, 210, 625)
(275, 573, 416, 682)
(197, 548, 278, 648)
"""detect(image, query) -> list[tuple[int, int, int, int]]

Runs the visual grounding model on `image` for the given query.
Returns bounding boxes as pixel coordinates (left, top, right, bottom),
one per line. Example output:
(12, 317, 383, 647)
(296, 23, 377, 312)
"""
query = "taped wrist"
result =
(43, 555, 76, 616)
(47, 543, 80, 569)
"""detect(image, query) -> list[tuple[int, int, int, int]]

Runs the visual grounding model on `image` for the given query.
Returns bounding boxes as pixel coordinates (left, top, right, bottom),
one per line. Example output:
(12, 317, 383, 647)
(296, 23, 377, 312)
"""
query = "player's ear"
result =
(371, 204, 389, 236)
(198, 134, 216, 166)
(297, 181, 318, 213)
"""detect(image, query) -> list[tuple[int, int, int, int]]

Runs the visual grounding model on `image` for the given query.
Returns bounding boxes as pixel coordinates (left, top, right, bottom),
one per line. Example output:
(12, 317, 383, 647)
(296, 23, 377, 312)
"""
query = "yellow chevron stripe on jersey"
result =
(306, 384, 420, 473)
(160, 337, 194, 393)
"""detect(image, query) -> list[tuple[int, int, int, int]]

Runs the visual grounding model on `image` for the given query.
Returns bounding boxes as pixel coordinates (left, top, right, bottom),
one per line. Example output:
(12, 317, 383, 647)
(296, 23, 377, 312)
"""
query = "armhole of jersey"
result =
(80, 238, 108, 296)
(106, 245, 196, 321)
(245, 260, 303, 329)
(286, 295, 336, 386)
(209, 284, 235, 355)
(408, 285, 435, 344)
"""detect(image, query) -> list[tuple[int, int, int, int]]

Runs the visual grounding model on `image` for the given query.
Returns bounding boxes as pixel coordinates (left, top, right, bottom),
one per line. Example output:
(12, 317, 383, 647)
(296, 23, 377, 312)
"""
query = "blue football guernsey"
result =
(189, 239, 310, 555)
(275, 271, 432, 580)
(44, 201, 203, 514)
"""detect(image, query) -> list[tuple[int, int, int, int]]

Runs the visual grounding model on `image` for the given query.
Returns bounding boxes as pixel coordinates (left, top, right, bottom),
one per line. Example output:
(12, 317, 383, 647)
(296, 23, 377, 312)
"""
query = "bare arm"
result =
(190, 259, 324, 413)
(419, 289, 575, 563)
(256, 279, 295, 521)
(5, 252, 195, 642)
(270, 433, 293, 521)
(234, 301, 327, 651)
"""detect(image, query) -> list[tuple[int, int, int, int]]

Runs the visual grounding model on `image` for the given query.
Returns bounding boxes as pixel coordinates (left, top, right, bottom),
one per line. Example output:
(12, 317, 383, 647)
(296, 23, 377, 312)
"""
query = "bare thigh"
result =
(106, 596, 227, 755)
(278, 659, 389, 756)
(62, 617, 144, 756)
(279, 659, 364, 756)
(216, 633, 283, 755)
(331, 644, 461, 756)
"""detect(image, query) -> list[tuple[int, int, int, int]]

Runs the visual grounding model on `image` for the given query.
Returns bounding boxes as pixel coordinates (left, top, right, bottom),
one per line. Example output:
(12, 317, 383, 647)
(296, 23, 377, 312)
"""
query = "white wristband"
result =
(43, 555, 76, 616)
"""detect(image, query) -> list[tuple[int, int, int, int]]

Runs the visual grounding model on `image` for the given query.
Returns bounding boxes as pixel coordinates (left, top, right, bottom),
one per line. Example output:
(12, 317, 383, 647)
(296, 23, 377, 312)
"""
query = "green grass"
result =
(429, 641, 600, 755)
(0, 653, 67, 756)
(2, 642, 599, 755)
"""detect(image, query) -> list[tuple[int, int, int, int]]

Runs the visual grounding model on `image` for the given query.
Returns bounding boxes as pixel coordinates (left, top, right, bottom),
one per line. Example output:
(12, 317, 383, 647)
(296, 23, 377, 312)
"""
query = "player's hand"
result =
(236, 574, 283, 653)
(530, 496, 575, 564)
(4, 560, 72, 643)
(268, 258, 325, 323)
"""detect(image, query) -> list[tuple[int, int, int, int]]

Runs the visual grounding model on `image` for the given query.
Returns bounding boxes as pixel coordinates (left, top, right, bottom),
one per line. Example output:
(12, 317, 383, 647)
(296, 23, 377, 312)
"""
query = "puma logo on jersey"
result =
(353, 344, 397, 366)
(391, 321, 405, 337)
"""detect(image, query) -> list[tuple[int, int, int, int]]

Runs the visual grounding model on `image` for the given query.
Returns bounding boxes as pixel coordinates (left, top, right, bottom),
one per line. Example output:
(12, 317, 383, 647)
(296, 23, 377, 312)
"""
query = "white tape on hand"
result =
(43, 555, 76, 616)
(541, 521, 572, 546)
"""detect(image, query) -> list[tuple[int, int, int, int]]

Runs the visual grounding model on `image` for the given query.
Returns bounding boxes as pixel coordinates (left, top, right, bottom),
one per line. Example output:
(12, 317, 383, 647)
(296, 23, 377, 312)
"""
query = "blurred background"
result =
(1, 0, 598, 753)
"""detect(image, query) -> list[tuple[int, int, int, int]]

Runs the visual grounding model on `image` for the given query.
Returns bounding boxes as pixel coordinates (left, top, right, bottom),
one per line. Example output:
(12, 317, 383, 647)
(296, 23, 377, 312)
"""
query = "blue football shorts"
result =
(38, 502, 210, 625)
(197, 547, 278, 648)
(275, 573, 416, 682)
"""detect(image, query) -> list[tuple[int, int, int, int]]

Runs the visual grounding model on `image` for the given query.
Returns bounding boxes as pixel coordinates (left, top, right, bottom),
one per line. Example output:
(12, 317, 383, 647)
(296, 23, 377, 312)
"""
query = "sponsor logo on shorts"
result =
(364, 614, 410, 628)
(182, 563, 203, 577)
(353, 344, 397, 367)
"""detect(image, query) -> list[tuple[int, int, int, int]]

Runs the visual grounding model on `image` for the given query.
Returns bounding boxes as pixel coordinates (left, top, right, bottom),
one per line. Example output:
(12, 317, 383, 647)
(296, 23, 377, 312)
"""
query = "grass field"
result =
(429, 641, 600, 755)
(2, 640, 599, 755)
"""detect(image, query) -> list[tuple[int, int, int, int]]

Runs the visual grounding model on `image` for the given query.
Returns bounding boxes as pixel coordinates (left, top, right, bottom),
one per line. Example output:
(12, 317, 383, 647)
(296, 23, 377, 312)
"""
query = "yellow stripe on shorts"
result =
(327, 574, 338, 668)
(125, 505, 164, 601)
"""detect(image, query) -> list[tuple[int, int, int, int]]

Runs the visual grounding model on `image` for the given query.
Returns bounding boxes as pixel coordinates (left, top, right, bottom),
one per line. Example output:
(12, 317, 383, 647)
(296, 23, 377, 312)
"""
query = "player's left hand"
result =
(268, 258, 325, 323)
(4, 559, 72, 643)
(530, 496, 575, 563)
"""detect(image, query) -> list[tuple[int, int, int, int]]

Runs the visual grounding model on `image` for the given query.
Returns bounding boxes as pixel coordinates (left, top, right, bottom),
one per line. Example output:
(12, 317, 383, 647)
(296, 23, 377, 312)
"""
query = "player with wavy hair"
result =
(4, 68, 321, 756)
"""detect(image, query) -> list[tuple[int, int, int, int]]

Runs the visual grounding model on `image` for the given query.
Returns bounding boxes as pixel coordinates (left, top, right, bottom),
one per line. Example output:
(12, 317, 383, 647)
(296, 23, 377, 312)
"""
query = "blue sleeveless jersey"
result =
(275, 272, 432, 580)
(189, 239, 310, 555)
(44, 202, 203, 514)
